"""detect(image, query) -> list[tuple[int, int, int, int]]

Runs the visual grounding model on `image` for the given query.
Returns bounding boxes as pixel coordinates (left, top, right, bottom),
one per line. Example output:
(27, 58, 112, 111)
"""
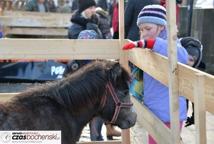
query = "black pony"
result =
(0, 60, 137, 144)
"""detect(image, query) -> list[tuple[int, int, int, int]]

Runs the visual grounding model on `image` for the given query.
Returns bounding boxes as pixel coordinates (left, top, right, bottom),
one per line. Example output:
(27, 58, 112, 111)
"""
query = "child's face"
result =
(83, 6, 96, 19)
(139, 23, 164, 39)
(187, 55, 195, 67)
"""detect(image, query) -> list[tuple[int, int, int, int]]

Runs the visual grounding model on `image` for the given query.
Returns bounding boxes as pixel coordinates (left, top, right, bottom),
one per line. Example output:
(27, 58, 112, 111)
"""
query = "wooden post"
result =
(194, 73, 207, 144)
(118, 0, 129, 71)
(166, 0, 180, 144)
(118, 0, 130, 144)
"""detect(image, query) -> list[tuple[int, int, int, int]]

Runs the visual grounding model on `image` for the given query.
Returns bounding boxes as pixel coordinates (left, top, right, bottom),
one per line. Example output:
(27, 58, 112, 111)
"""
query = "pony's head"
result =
(98, 60, 137, 129)
(63, 60, 137, 129)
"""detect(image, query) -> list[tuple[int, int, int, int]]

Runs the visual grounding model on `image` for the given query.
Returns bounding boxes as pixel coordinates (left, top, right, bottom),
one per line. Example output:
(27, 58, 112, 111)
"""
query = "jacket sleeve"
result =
(153, 38, 188, 64)
(68, 24, 83, 39)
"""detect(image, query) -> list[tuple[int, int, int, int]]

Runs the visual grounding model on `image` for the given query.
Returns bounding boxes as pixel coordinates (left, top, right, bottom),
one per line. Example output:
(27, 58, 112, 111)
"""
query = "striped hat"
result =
(137, 5, 167, 27)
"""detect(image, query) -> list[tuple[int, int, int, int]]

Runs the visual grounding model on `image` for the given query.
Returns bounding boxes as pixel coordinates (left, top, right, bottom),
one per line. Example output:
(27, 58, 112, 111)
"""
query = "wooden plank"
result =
(118, 1, 130, 143)
(128, 49, 168, 85)
(131, 97, 173, 144)
(0, 16, 70, 28)
(128, 49, 214, 114)
(2, 11, 71, 18)
(121, 129, 130, 144)
(0, 39, 120, 60)
(194, 74, 207, 144)
(4, 27, 67, 36)
(0, 11, 71, 28)
(118, 0, 124, 40)
(119, 1, 129, 71)
(166, 0, 180, 143)
(178, 64, 214, 114)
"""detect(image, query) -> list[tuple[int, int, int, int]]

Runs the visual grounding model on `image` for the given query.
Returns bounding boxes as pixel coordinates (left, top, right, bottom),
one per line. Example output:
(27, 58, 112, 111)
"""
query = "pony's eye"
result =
(124, 90, 129, 95)
(119, 89, 129, 96)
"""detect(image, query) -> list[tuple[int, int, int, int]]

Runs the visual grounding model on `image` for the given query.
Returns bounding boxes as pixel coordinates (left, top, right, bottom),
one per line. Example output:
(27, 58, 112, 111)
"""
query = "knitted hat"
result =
(78, 30, 98, 39)
(78, 0, 96, 13)
(137, 5, 167, 27)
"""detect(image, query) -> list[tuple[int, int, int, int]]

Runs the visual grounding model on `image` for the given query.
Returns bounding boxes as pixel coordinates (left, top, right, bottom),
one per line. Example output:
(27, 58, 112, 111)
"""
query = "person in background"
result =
(111, 0, 118, 39)
(48, 0, 57, 12)
(68, 0, 103, 39)
(97, 0, 108, 11)
(71, 0, 79, 12)
(58, 0, 71, 13)
(122, 5, 188, 144)
(25, 0, 50, 12)
(180, 37, 205, 127)
(96, 7, 112, 39)
(160, 0, 183, 25)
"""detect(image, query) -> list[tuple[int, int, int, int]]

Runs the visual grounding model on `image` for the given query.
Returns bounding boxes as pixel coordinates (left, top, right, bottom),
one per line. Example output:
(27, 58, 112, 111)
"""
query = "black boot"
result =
(89, 117, 104, 141)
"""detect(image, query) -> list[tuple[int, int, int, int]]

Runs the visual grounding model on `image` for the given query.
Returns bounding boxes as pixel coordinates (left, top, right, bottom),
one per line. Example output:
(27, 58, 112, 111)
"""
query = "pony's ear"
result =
(109, 62, 122, 83)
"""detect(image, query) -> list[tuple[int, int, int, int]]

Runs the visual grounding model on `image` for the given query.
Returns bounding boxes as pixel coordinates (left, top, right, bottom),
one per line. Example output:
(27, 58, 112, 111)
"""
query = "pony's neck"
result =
(53, 78, 105, 122)
(75, 106, 100, 125)
(51, 71, 107, 114)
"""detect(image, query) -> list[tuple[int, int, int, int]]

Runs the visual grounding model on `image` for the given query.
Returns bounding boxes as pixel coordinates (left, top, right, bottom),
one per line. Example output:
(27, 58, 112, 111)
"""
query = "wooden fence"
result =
(0, 0, 213, 144)
(0, 10, 71, 37)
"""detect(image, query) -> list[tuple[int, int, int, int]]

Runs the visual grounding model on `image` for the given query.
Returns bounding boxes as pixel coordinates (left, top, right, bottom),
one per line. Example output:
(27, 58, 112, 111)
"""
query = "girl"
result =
(123, 5, 188, 144)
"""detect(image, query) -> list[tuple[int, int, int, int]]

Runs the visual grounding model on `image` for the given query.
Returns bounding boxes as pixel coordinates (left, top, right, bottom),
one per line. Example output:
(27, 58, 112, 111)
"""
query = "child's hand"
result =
(122, 39, 155, 50)
(122, 40, 143, 50)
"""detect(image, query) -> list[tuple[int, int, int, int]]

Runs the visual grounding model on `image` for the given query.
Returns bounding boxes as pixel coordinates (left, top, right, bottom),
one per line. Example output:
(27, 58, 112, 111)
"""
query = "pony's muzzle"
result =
(118, 112, 137, 129)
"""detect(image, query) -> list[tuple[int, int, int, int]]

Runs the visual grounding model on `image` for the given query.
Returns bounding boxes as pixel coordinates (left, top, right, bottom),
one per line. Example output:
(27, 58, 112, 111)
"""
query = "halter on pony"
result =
(100, 82, 133, 124)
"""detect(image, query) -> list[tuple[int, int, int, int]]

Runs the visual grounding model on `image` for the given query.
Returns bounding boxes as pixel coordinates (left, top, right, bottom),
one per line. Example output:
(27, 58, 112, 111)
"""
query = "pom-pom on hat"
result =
(137, 5, 167, 27)
(78, 0, 96, 13)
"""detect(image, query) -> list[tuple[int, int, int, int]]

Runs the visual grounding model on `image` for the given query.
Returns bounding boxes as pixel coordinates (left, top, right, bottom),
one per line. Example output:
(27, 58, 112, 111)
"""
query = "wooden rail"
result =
(0, 39, 120, 60)
(0, 11, 71, 37)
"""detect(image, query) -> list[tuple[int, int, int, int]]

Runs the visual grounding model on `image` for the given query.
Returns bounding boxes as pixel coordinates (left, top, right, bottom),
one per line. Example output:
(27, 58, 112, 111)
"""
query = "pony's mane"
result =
(10, 60, 129, 114)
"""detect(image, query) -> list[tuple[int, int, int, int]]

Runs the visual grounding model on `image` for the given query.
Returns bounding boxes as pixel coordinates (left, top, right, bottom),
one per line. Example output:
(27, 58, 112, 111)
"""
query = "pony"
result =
(0, 60, 137, 144)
